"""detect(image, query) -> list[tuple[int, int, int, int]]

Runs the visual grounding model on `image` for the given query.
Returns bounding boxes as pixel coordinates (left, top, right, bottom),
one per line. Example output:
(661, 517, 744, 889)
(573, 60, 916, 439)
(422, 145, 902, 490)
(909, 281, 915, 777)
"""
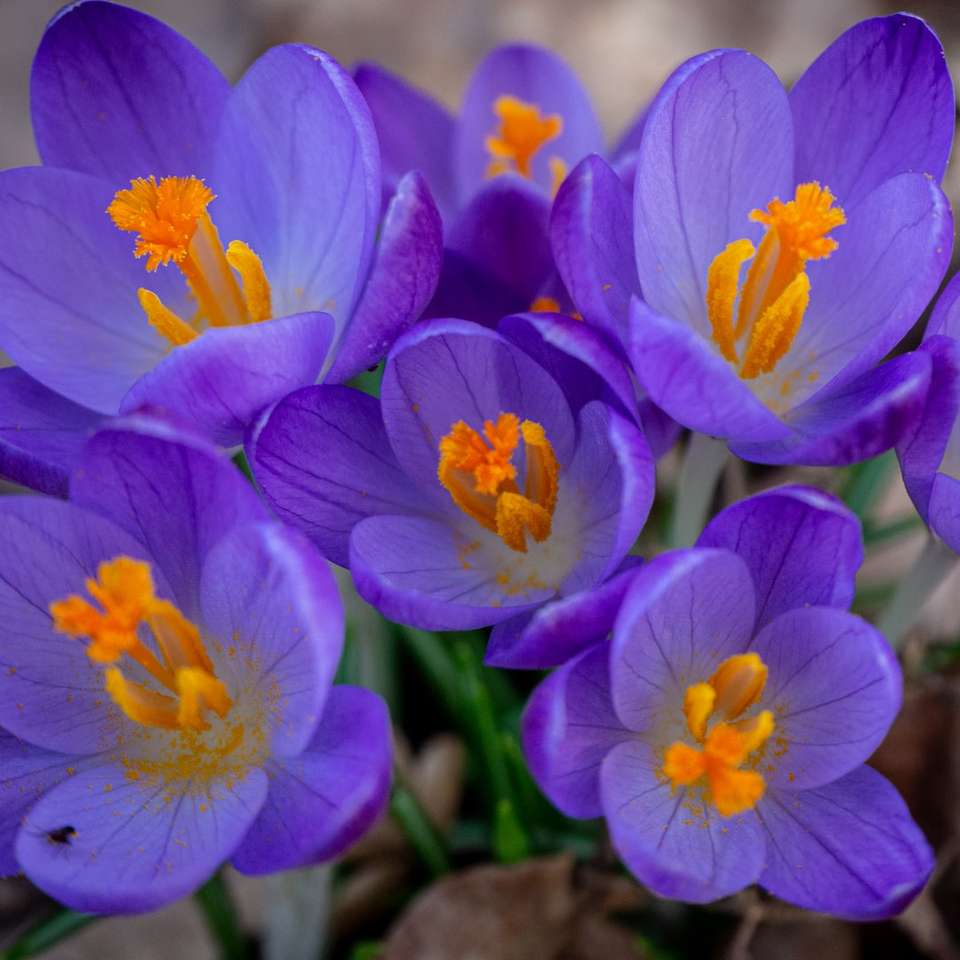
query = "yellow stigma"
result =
(485, 95, 567, 194)
(50, 557, 231, 732)
(662, 652, 775, 817)
(108, 175, 273, 348)
(705, 181, 845, 380)
(438, 412, 559, 552)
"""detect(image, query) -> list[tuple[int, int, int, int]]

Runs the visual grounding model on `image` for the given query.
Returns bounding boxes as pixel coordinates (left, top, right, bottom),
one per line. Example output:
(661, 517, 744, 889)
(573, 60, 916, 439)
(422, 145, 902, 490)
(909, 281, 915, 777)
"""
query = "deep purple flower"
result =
(898, 273, 960, 552)
(0, 417, 391, 913)
(248, 318, 654, 635)
(522, 485, 931, 917)
(554, 15, 953, 465)
(0, 0, 442, 495)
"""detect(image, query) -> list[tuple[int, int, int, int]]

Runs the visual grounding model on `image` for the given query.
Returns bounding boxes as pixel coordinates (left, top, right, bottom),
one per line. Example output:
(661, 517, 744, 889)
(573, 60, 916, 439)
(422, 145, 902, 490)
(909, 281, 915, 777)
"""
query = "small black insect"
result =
(45, 825, 76, 846)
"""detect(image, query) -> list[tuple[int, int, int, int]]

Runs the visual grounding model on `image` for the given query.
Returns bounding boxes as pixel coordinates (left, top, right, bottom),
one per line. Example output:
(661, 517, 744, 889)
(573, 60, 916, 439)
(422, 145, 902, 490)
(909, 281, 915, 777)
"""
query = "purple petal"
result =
(733, 350, 933, 466)
(0, 367, 104, 496)
(248, 385, 421, 568)
(926, 473, 960, 555)
(353, 62, 458, 221)
(609, 105, 647, 185)
(213, 45, 380, 342)
(16, 760, 267, 914)
(485, 559, 642, 669)
(926, 268, 960, 339)
(698, 485, 862, 631)
(629, 298, 790, 444)
(327, 172, 443, 384)
(31, 0, 229, 183)
(200, 522, 343, 758)
(0, 166, 172, 413)
(381, 319, 575, 494)
(0, 730, 86, 877)
(522, 641, 630, 818)
(120, 311, 334, 447)
(550, 154, 639, 343)
(791, 15, 954, 209)
(633, 50, 792, 331)
(601, 738, 765, 903)
(0, 496, 159, 754)
(454, 44, 603, 201)
(71, 417, 269, 619)
(751, 607, 901, 790)
(611, 549, 756, 733)
(758, 766, 933, 920)
(233, 685, 391, 874)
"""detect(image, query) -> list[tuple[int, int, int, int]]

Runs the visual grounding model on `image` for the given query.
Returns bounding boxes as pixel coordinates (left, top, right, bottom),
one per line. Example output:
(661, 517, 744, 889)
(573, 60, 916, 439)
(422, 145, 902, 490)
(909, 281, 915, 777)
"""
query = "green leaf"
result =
(840, 451, 895, 519)
(390, 781, 451, 878)
(2, 909, 96, 960)
(194, 871, 249, 960)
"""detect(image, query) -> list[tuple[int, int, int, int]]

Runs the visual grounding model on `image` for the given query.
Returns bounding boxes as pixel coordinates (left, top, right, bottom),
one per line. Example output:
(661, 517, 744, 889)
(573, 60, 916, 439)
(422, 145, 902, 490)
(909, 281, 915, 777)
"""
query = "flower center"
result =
(50, 556, 231, 733)
(485, 95, 567, 194)
(706, 182, 845, 380)
(108, 175, 273, 348)
(662, 653, 775, 817)
(438, 412, 559, 553)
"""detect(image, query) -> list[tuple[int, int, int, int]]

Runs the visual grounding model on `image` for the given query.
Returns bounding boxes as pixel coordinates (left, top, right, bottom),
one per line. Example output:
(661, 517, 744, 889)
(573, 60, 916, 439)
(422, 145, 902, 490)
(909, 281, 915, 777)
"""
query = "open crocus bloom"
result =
(554, 15, 953, 465)
(248, 318, 654, 634)
(0, 0, 441, 495)
(899, 272, 960, 553)
(523, 485, 932, 918)
(0, 418, 391, 913)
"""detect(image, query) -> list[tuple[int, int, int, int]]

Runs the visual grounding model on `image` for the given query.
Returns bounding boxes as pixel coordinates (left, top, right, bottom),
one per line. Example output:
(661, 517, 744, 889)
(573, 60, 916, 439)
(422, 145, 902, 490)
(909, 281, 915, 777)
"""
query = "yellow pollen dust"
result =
(50, 557, 232, 733)
(662, 652, 774, 817)
(706, 181, 845, 380)
(438, 412, 559, 553)
(485, 95, 568, 195)
(108, 175, 273, 348)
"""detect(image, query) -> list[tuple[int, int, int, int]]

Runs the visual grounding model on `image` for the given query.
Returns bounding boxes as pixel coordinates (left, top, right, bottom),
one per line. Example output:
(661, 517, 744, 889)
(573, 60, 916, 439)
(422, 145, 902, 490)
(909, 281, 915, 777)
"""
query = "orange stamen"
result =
(485, 95, 564, 182)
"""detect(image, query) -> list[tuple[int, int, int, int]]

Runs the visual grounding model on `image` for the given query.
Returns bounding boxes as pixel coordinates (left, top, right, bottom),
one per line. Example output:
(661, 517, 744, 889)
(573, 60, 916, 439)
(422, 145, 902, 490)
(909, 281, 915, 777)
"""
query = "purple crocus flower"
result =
(553, 15, 953, 465)
(248, 318, 654, 635)
(0, 417, 391, 914)
(0, 0, 442, 495)
(523, 485, 932, 917)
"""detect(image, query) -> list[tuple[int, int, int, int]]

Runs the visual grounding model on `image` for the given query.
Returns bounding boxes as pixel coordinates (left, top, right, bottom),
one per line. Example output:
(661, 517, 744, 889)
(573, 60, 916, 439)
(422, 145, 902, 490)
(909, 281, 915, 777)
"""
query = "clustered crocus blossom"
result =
(0, 0, 441, 494)
(523, 487, 932, 918)
(0, 419, 391, 913)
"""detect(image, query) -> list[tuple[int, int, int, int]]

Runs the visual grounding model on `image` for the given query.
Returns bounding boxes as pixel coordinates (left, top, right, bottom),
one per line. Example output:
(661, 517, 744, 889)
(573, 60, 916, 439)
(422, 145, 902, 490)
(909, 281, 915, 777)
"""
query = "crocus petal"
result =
(629, 299, 790, 444)
(733, 351, 933, 466)
(0, 367, 104, 496)
(758, 766, 933, 920)
(791, 15, 953, 209)
(697, 485, 862, 630)
(327, 172, 443, 384)
(381, 319, 576, 494)
(120, 311, 334, 447)
(611, 549, 756, 733)
(0, 166, 173, 413)
(426, 248, 531, 328)
(213, 45, 380, 341)
(31, 0, 229, 183)
(16, 761, 267, 914)
(0, 497, 158, 754)
(249, 385, 421, 568)
(633, 50, 793, 333)
(485, 559, 642, 669)
(71, 417, 268, 620)
(926, 474, 960, 555)
(927, 269, 960, 340)
(752, 607, 901, 790)
(232, 685, 391, 874)
(609, 105, 647, 187)
(601, 738, 765, 903)
(455, 44, 603, 201)
(353, 63, 458, 220)
(0, 730, 86, 877)
(550, 154, 639, 343)
(200, 522, 343, 758)
(522, 641, 631, 818)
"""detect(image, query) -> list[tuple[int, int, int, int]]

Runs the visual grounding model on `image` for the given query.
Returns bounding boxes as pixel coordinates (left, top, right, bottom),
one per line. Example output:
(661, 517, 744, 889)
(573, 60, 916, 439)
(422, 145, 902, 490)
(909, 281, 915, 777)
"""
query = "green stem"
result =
(877, 535, 957, 648)
(669, 433, 728, 547)
(2, 910, 96, 960)
(390, 780, 451, 878)
(195, 871, 248, 960)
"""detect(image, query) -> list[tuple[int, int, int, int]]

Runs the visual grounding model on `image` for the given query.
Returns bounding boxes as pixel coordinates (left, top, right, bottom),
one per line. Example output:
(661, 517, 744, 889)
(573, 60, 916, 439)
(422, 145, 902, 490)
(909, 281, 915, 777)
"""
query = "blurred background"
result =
(2, 0, 960, 958)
